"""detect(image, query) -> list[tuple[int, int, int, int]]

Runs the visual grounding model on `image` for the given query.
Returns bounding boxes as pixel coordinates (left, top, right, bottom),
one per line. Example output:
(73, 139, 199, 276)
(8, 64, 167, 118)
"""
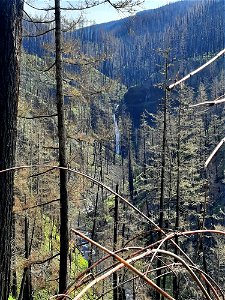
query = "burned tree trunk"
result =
(55, 0, 69, 293)
(0, 1, 23, 299)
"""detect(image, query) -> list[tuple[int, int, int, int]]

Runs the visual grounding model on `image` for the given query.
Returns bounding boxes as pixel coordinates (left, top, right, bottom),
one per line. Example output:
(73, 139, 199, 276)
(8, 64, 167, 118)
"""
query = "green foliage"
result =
(31, 214, 88, 299)
(69, 247, 88, 278)
(42, 215, 60, 253)
(33, 290, 49, 300)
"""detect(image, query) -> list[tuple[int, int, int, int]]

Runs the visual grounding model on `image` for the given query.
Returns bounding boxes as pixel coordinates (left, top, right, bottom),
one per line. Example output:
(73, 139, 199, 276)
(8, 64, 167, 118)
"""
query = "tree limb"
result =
(190, 96, 225, 108)
(71, 229, 175, 300)
(167, 49, 225, 90)
(0, 164, 206, 271)
(16, 198, 60, 213)
(18, 113, 58, 119)
(23, 27, 56, 38)
(205, 137, 225, 168)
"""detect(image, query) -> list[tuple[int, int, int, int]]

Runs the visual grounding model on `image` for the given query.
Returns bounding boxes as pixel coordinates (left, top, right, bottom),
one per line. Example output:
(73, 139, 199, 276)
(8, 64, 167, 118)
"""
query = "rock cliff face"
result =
(121, 85, 163, 127)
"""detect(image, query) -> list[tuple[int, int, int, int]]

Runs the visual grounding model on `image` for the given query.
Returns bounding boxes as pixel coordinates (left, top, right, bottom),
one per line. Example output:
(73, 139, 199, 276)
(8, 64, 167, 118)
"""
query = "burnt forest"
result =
(0, 0, 225, 299)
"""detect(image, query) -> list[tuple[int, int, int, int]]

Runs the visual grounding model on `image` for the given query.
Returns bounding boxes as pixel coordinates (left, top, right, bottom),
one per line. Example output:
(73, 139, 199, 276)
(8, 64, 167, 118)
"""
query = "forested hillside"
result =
(72, 0, 224, 125)
(74, 0, 224, 84)
(1, 0, 225, 299)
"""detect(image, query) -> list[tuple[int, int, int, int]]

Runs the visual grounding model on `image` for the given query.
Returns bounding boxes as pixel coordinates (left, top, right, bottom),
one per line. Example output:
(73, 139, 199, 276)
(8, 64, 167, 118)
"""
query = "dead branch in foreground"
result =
(70, 229, 225, 300)
(71, 229, 175, 300)
(167, 48, 225, 90)
(205, 137, 225, 168)
(1, 165, 224, 299)
(66, 228, 225, 300)
(190, 96, 225, 108)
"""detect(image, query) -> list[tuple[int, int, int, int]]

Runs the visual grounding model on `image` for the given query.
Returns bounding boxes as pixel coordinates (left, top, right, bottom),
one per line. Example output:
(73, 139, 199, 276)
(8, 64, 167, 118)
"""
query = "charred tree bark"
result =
(19, 212, 32, 300)
(89, 188, 99, 267)
(173, 104, 181, 300)
(113, 185, 126, 300)
(128, 148, 134, 204)
(55, 0, 69, 293)
(113, 184, 119, 300)
(11, 213, 18, 298)
(0, 1, 23, 299)
(156, 51, 169, 300)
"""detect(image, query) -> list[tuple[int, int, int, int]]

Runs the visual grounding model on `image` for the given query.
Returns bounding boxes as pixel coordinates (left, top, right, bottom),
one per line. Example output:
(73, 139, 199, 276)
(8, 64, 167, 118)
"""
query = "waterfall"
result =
(113, 107, 120, 155)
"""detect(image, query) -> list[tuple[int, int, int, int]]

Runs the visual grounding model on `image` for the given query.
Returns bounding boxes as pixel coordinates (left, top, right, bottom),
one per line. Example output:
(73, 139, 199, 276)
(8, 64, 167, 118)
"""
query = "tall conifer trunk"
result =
(156, 51, 169, 300)
(0, 1, 23, 299)
(55, 0, 69, 293)
(173, 104, 181, 300)
(113, 184, 119, 300)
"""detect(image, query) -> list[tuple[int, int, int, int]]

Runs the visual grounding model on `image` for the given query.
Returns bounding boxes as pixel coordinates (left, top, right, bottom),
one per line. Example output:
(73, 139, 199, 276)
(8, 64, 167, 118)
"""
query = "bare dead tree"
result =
(54, 0, 69, 293)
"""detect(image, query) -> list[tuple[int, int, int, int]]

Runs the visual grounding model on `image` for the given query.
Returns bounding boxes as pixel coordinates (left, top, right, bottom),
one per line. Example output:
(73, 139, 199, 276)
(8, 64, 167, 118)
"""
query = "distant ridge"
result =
(23, 0, 224, 125)
(73, 0, 224, 86)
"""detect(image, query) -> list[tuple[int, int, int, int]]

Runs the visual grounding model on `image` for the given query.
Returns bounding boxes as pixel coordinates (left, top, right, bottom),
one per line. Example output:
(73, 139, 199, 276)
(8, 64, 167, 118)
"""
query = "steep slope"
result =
(74, 0, 224, 86)
(70, 0, 224, 125)
(15, 53, 129, 298)
(23, 0, 224, 87)
(19, 4, 225, 297)
(22, 0, 225, 126)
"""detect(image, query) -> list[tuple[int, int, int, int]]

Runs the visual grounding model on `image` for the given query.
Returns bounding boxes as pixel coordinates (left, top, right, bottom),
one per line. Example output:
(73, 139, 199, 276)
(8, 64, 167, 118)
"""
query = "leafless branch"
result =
(58, 0, 107, 11)
(1, 165, 223, 298)
(95, 264, 178, 300)
(191, 266, 224, 300)
(152, 229, 225, 248)
(190, 96, 225, 108)
(150, 250, 213, 300)
(50, 294, 72, 300)
(167, 49, 225, 90)
(149, 229, 225, 299)
(23, 27, 55, 38)
(71, 229, 175, 300)
(24, 1, 54, 11)
(188, 93, 225, 167)
(43, 61, 56, 72)
(106, 0, 143, 12)
(25, 0, 105, 11)
(23, 17, 55, 24)
(71, 229, 219, 300)
(16, 198, 60, 213)
(205, 137, 225, 168)
(2, 165, 169, 232)
(0, 164, 210, 272)
(42, 146, 59, 150)
(18, 113, 58, 119)
(29, 167, 56, 177)
(22, 9, 41, 30)
(31, 252, 60, 266)
(66, 246, 144, 295)
(61, 15, 83, 32)
(95, 275, 139, 300)
(25, 0, 142, 12)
